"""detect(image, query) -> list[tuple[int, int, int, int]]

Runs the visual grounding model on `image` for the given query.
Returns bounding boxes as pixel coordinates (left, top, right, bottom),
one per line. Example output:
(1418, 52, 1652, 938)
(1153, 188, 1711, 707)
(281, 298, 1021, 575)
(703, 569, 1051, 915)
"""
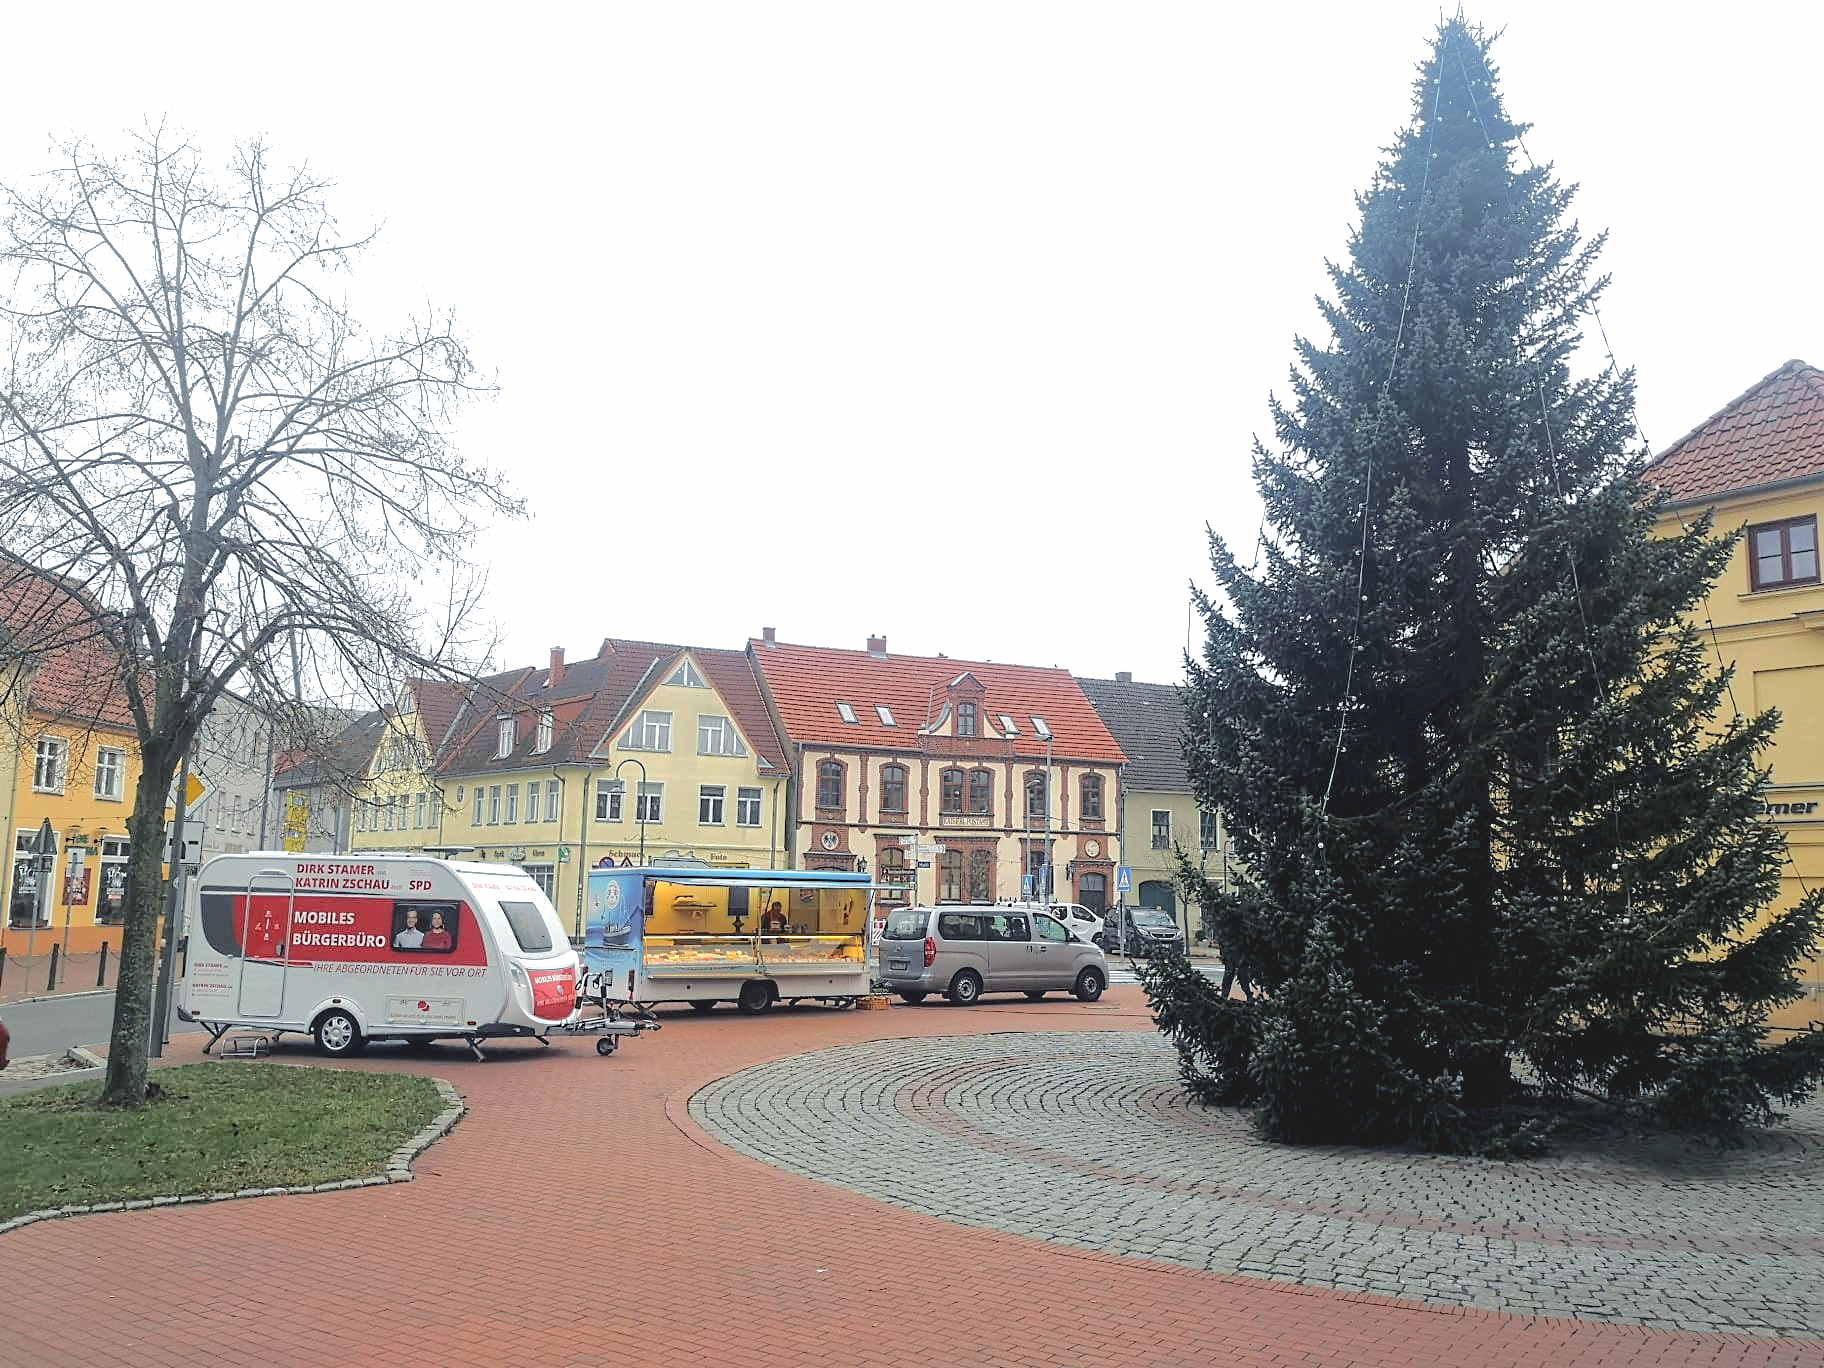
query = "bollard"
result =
(47, 942, 61, 992)
(98, 941, 110, 987)
(0, 945, 7, 990)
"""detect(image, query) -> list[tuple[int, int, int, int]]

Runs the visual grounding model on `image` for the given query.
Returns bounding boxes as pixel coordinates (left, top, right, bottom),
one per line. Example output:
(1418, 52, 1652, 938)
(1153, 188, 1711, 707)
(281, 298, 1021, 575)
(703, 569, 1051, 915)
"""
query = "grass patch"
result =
(0, 1064, 445, 1221)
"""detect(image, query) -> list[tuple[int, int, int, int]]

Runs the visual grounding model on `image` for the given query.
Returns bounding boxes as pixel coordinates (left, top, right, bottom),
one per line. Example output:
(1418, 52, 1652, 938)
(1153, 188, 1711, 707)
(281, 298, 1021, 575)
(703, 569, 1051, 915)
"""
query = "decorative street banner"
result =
(63, 867, 91, 906)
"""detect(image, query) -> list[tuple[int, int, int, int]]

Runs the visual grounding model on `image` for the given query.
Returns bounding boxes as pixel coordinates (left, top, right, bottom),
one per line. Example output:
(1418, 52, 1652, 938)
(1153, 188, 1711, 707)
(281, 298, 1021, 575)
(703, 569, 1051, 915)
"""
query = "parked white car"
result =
(1046, 903, 1105, 944)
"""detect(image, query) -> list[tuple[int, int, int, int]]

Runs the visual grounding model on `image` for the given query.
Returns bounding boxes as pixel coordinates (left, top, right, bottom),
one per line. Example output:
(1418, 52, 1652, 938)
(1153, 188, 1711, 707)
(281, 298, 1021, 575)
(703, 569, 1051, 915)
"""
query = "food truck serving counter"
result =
(583, 866, 874, 1013)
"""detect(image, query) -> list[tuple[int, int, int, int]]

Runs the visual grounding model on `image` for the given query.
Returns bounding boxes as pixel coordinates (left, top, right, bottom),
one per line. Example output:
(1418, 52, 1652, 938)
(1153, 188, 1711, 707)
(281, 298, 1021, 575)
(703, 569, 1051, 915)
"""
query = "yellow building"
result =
(1077, 673, 1227, 942)
(344, 680, 463, 855)
(0, 569, 146, 958)
(1645, 358, 1824, 1030)
(436, 641, 789, 938)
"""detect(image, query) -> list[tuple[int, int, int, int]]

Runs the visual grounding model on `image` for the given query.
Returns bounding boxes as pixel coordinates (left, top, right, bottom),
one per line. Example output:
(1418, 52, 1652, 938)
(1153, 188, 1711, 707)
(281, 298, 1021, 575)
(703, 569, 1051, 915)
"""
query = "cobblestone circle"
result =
(690, 1030, 1824, 1337)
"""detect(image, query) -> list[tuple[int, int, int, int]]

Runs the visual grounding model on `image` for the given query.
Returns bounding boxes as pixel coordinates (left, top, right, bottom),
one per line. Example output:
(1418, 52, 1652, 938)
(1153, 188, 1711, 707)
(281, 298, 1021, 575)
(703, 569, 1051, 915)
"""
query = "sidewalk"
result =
(0, 988, 1812, 1367)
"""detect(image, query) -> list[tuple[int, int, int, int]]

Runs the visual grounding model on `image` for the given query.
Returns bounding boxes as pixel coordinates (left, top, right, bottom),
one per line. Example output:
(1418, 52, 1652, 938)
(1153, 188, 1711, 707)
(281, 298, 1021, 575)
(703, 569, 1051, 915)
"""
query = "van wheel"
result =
(689, 1000, 717, 1014)
(1073, 968, 1106, 1002)
(898, 991, 927, 1004)
(945, 970, 982, 1006)
(1024, 990, 1047, 1001)
(313, 1009, 365, 1057)
(736, 981, 774, 1014)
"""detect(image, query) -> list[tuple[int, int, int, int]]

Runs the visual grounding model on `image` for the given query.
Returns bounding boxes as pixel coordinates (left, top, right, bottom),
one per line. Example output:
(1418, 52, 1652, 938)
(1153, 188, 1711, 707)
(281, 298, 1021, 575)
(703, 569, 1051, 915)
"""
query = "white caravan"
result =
(179, 854, 582, 1058)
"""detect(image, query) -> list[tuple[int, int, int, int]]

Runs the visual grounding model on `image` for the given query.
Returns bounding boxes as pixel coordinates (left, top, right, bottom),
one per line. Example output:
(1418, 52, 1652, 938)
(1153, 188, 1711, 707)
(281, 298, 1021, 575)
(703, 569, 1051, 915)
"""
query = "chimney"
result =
(867, 634, 887, 657)
(762, 626, 776, 644)
(1115, 670, 1132, 684)
(549, 646, 565, 689)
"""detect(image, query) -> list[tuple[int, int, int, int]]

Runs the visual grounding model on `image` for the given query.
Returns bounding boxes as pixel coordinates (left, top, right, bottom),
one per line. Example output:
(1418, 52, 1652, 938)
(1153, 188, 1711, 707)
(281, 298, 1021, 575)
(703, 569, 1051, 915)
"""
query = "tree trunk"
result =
(101, 749, 178, 1107)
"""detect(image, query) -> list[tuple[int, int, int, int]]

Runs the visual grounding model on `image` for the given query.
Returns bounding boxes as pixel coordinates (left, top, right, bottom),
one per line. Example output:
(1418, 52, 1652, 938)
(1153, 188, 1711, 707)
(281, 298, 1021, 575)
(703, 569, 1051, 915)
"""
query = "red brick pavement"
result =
(1, 988, 1818, 1368)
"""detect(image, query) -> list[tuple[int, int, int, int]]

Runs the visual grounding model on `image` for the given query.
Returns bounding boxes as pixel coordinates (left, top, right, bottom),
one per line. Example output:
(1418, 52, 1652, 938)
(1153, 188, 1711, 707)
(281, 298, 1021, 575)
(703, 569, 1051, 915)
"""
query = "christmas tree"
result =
(1153, 18, 1824, 1148)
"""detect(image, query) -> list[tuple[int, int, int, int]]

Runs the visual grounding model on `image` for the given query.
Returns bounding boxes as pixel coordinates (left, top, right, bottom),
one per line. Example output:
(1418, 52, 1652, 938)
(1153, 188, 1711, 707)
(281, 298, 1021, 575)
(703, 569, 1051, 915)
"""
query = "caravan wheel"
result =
(313, 1009, 366, 1057)
(736, 981, 774, 1014)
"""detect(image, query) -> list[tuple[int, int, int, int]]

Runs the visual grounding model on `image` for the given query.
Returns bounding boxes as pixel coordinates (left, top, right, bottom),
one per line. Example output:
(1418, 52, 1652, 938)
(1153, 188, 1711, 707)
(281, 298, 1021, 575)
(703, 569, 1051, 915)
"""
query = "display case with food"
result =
(582, 866, 876, 1014)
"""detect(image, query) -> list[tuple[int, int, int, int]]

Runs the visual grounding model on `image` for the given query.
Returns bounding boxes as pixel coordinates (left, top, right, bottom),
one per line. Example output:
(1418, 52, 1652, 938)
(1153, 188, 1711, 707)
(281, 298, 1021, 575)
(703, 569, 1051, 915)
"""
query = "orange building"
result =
(1, 568, 145, 960)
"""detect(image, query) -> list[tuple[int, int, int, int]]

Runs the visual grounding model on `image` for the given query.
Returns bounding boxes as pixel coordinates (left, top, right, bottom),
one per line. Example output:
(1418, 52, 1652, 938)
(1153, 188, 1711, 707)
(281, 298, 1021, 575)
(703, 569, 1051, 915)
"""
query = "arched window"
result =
(955, 702, 978, 737)
(938, 849, 964, 901)
(967, 768, 993, 816)
(878, 845, 908, 900)
(967, 849, 993, 902)
(1079, 774, 1104, 821)
(879, 763, 908, 814)
(939, 767, 965, 814)
(816, 759, 845, 809)
(1025, 772, 1048, 820)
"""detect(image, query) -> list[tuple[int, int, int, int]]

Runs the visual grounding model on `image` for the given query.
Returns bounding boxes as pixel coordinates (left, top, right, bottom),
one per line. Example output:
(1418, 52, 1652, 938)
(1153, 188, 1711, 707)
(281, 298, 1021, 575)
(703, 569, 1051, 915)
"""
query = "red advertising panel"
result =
(528, 966, 576, 1020)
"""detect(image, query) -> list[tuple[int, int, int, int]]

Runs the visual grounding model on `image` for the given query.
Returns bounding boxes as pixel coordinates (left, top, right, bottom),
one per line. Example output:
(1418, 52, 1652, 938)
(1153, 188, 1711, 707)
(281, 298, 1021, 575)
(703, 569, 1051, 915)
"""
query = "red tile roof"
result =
(750, 640, 1127, 764)
(437, 639, 786, 777)
(0, 564, 137, 733)
(1645, 359, 1824, 505)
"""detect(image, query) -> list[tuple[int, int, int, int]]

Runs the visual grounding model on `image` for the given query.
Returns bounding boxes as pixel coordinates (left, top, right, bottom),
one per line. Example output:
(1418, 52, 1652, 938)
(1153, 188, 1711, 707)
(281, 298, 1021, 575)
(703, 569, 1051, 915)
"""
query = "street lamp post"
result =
(614, 758, 650, 867)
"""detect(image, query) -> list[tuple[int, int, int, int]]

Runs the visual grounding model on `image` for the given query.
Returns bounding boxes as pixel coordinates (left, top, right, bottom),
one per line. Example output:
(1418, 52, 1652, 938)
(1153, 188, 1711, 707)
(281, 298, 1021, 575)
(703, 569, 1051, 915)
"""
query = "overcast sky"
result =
(4, 2, 1819, 687)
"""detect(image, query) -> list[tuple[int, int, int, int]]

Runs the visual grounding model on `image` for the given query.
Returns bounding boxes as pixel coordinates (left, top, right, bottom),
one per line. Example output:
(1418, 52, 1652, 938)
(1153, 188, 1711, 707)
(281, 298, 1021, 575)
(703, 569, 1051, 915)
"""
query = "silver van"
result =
(878, 905, 1109, 1005)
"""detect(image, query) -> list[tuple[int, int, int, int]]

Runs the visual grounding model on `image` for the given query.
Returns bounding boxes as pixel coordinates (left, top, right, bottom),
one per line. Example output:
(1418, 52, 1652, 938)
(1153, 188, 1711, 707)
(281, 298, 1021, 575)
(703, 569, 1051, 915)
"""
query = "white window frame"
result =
(1031, 715, 1052, 739)
(836, 702, 858, 724)
(526, 783, 542, 823)
(596, 779, 623, 822)
(488, 785, 501, 824)
(523, 863, 556, 899)
(1151, 809, 1171, 850)
(384, 798, 396, 831)
(636, 782, 663, 824)
(396, 794, 408, 830)
(668, 660, 707, 687)
(533, 711, 554, 755)
(94, 745, 125, 800)
(505, 783, 519, 823)
(736, 786, 762, 827)
(699, 784, 726, 826)
(33, 736, 66, 793)
(473, 787, 485, 825)
(697, 714, 747, 757)
(417, 791, 429, 829)
(495, 717, 514, 759)
(621, 710, 672, 752)
(875, 705, 896, 726)
(998, 714, 1019, 735)
(545, 779, 561, 825)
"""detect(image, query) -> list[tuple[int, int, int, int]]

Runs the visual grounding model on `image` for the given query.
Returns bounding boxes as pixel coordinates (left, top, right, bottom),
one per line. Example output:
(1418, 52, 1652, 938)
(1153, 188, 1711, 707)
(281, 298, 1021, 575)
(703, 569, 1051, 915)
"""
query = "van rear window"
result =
(499, 901, 554, 953)
(883, 911, 928, 940)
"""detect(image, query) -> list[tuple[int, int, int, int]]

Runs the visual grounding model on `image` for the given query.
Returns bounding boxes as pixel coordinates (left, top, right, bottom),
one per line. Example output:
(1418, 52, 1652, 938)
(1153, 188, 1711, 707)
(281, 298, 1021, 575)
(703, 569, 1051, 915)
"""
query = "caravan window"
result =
(499, 900, 554, 953)
(393, 901, 459, 954)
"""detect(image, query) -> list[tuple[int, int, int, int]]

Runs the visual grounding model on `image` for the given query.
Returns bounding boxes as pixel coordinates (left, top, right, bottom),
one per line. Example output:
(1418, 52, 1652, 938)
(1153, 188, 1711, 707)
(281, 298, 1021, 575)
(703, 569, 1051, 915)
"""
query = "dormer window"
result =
(1030, 715, 1052, 740)
(956, 702, 978, 737)
(876, 705, 896, 726)
(495, 717, 514, 759)
(668, 660, 707, 687)
(998, 714, 1019, 735)
(836, 702, 859, 724)
(533, 710, 554, 755)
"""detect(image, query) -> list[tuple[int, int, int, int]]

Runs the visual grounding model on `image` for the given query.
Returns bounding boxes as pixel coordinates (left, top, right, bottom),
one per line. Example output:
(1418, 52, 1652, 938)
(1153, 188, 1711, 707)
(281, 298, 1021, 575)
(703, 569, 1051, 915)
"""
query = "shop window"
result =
(938, 849, 964, 902)
(1748, 515, 1819, 591)
(967, 849, 992, 902)
(97, 837, 130, 924)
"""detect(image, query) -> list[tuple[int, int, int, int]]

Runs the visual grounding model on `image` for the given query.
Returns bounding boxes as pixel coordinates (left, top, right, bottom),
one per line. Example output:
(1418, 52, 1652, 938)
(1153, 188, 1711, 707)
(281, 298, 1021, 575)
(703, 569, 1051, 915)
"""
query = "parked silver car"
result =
(878, 905, 1109, 1005)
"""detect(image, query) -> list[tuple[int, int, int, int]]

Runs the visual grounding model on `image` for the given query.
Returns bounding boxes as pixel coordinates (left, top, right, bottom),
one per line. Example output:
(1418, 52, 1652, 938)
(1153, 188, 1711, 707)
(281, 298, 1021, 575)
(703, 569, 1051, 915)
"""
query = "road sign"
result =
(169, 830, 202, 868)
(917, 860, 932, 869)
(558, 846, 572, 863)
(1116, 866, 1132, 893)
(32, 818, 55, 858)
(282, 833, 307, 853)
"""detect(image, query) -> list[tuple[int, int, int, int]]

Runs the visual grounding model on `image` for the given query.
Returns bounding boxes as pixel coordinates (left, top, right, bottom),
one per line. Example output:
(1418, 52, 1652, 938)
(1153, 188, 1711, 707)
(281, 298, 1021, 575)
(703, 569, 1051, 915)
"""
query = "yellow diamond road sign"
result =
(185, 772, 208, 808)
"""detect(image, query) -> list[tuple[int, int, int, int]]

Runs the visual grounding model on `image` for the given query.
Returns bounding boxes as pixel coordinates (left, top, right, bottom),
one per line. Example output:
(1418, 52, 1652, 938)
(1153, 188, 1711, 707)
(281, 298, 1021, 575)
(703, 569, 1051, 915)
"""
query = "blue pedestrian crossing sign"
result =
(1116, 866, 1132, 893)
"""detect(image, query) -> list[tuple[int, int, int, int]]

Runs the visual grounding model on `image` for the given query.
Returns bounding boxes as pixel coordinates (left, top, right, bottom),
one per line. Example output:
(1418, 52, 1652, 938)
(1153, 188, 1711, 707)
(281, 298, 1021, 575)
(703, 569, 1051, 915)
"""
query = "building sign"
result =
(1760, 793, 1822, 819)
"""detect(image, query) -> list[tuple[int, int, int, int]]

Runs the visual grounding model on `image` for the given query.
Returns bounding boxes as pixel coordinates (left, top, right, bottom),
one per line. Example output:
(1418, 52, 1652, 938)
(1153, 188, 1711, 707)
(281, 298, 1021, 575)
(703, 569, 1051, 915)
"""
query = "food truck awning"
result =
(645, 873, 884, 891)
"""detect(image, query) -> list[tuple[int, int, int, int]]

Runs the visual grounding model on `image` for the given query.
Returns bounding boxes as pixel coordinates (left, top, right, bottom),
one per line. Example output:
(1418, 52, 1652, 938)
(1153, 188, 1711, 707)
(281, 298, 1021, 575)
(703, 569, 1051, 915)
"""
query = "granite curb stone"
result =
(0, 1075, 465, 1237)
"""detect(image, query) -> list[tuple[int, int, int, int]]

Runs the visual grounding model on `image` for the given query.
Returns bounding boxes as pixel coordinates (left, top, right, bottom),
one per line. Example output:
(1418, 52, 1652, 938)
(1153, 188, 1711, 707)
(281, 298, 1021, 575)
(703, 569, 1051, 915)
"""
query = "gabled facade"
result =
(749, 632, 1127, 911)
(1645, 358, 1824, 1030)
(435, 640, 787, 937)
(344, 679, 465, 854)
(1077, 672, 1226, 936)
(0, 567, 146, 956)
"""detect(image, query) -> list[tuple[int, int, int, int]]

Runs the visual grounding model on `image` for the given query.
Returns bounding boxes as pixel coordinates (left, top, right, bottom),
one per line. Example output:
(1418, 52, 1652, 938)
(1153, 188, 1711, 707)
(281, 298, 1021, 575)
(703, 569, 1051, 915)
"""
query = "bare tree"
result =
(0, 127, 520, 1104)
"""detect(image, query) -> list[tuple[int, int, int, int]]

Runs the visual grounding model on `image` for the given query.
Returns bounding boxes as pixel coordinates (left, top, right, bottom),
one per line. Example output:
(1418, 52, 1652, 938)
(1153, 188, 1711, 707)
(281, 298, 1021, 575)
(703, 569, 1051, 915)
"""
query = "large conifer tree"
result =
(1157, 19, 1824, 1147)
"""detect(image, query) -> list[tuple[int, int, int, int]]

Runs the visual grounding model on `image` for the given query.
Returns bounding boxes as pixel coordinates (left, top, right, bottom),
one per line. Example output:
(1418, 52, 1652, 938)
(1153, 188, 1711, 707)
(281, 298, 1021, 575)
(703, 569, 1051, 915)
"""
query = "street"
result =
(1, 990, 199, 1061)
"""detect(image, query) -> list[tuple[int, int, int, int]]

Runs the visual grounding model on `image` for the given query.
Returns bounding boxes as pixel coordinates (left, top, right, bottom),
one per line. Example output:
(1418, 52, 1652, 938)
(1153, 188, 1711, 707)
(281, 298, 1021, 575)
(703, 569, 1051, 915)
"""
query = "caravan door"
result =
(237, 870, 294, 1018)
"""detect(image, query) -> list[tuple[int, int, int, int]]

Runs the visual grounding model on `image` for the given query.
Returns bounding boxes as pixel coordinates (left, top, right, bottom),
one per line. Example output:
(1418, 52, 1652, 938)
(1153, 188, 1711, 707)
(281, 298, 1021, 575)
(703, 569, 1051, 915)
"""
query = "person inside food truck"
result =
(761, 901, 787, 935)
(420, 909, 453, 951)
